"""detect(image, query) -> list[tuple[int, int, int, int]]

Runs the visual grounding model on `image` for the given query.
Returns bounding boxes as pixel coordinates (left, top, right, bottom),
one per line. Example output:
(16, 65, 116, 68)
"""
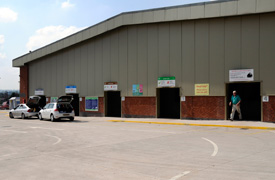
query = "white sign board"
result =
(158, 77, 176, 87)
(229, 69, 254, 82)
(121, 97, 125, 101)
(181, 96, 186, 102)
(104, 85, 118, 91)
(35, 89, 44, 95)
(65, 86, 77, 93)
(262, 96, 269, 102)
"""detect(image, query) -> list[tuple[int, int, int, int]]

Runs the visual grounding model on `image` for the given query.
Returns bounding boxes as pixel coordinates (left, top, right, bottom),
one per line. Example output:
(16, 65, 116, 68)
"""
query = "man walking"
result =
(229, 90, 242, 121)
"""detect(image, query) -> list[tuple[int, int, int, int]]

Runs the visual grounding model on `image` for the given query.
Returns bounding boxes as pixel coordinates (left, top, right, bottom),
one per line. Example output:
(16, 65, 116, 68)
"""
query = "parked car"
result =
(9, 104, 39, 119)
(38, 95, 75, 122)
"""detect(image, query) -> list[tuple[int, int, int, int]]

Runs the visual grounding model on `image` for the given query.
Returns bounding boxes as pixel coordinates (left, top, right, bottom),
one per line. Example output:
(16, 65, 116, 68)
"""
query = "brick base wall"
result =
(181, 96, 225, 120)
(122, 97, 156, 118)
(263, 96, 275, 122)
(20, 65, 29, 103)
(79, 97, 104, 117)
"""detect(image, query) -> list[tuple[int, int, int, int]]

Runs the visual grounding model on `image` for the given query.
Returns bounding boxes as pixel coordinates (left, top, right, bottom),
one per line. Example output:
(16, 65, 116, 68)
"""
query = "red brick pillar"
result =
(20, 65, 29, 103)
(263, 96, 275, 122)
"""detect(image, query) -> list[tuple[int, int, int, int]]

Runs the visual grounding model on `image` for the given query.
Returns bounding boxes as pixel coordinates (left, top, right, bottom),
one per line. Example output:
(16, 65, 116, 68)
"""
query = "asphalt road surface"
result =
(1, 110, 275, 180)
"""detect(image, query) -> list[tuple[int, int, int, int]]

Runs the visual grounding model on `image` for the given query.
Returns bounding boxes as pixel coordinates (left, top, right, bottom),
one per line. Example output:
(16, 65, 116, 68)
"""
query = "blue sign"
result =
(65, 85, 77, 93)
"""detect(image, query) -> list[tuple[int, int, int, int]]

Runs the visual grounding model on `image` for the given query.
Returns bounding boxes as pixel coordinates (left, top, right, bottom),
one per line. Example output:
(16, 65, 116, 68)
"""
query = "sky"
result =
(0, 0, 215, 90)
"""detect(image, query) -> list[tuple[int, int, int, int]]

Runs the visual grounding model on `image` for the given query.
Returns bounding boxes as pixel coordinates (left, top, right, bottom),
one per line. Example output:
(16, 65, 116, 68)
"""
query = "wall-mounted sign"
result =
(229, 69, 254, 82)
(158, 77, 176, 87)
(122, 97, 125, 101)
(51, 97, 58, 102)
(65, 85, 77, 93)
(35, 89, 44, 95)
(132, 84, 143, 96)
(181, 96, 186, 102)
(104, 82, 118, 91)
(195, 84, 209, 96)
(85, 97, 98, 111)
(262, 96, 269, 102)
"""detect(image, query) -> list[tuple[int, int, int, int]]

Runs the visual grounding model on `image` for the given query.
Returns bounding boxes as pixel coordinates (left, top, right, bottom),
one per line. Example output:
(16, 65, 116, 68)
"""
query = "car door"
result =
(13, 105, 21, 117)
(47, 104, 55, 118)
(41, 104, 49, 119)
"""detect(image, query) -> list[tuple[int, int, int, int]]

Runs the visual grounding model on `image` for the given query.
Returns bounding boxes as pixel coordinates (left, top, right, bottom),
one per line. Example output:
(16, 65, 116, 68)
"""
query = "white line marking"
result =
(45, 135, 62, 145)
(170, 171, 191, 180)
(3, 130, 27, 134)
(30, 127, 64, 131)
(202, 137, 219, 157)
(270, 131, 275, 134)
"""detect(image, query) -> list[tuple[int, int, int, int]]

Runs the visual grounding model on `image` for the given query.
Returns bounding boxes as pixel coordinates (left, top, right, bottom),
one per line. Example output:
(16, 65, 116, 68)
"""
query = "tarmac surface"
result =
(1, 110, 275, 180)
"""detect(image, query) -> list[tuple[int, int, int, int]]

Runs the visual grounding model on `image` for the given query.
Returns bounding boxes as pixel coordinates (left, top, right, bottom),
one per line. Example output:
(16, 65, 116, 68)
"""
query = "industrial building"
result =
(13, 0, 275, 122)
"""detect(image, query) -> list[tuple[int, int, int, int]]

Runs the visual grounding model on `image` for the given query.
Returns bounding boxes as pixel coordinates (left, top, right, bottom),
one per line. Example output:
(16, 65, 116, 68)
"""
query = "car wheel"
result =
(21, 113, 25, 119)
(50, 114, 55, 122)
(9, 112, 14, 118)
(70, 117, 74, 121)
(38, 113, 43, 120)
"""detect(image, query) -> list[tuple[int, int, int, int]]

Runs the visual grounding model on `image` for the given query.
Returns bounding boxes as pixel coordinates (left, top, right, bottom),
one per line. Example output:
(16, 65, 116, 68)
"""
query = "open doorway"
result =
(157, 88, 180, 119)
(66, 93, 79, 116)
(104, 91, 121, 117)
(226, 82, 261, 121)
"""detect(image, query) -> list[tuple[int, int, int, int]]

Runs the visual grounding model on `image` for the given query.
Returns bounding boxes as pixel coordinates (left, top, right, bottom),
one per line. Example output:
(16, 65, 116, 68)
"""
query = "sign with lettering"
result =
(85, 97, 98, 111)
(158, 77, 176, 87)
(35, 89, 44, 95)
(195, 84, 209, 96)
(229, 69, 254, 82)
(65, 86, 77, 93)
(104, 82, 118, 91)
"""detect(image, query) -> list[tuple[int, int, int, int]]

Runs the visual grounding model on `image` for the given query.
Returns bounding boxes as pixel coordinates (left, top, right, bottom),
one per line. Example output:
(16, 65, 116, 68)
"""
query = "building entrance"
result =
(226, 82, 261, 121)
(66, 93, 79, 116)
(157, 88, 180, 119)
(104, 91, 121, 117)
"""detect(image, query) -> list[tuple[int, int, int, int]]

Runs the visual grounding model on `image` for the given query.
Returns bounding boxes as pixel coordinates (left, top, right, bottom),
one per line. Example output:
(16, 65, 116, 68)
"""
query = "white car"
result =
(38, 96, 75, 122)
(9, 104, 39, 119)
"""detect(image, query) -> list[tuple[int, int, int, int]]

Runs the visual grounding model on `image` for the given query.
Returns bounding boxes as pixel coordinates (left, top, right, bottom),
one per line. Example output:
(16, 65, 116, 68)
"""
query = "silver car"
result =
(38, 95, 75, 122)
(9, 104, 39, 119)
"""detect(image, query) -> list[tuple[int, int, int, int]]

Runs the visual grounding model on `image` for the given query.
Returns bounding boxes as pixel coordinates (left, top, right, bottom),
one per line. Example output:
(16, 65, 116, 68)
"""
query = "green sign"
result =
(158, 77, 176, 80)
(51, 97, 58, 102)
(158, 76, 176, 87)
(85, 97, 98, 111)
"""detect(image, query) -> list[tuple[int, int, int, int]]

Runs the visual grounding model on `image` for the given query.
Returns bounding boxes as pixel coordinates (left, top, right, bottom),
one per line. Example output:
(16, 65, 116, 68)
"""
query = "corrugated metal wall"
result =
(29, 13, 275, 97)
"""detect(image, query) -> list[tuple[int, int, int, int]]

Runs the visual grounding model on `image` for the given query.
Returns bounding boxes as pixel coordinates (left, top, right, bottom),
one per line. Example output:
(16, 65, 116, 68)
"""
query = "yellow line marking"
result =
(108, 120, 275, 131)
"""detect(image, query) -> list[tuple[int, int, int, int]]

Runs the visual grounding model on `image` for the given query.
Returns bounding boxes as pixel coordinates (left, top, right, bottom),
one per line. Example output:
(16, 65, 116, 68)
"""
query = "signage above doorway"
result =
(65, 85, 77, 93)
(158, 77, 176, 87)
(229, 69, 254, 82)
(35, 88, 44, 95)
(104, 82, 118, 91)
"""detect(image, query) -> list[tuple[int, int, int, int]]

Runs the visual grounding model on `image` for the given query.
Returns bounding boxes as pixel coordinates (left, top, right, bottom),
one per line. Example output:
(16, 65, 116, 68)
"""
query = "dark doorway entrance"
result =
(226, 82, 261, 121)
(157, 88, 180, 119)
(67, 93, 79, 116)
(105, 91, 121, 117)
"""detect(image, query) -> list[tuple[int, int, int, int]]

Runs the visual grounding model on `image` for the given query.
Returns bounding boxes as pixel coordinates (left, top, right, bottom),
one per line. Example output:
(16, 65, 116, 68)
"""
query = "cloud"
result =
(26, 25, 86, 51)
(61, 0, 75, 9)
(0, 35, 4, 45)
(0, 53, 6, 59)
(0, 7, 18, 23)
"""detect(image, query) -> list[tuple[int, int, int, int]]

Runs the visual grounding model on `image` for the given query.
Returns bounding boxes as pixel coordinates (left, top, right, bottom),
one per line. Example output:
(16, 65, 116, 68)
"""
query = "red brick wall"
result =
(181, 96, 225, 120)
(20, 65, 29, 103)
(122, 97, 156, 118)
(263, 96, 275, 122)
(79, 97, 104, 117)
